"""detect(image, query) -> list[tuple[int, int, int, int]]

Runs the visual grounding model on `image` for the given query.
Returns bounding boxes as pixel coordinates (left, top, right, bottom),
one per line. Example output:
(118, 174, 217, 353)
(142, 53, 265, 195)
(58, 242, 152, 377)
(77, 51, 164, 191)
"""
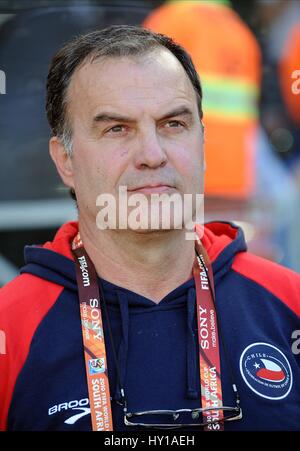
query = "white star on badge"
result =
(254, 362, 260, 369)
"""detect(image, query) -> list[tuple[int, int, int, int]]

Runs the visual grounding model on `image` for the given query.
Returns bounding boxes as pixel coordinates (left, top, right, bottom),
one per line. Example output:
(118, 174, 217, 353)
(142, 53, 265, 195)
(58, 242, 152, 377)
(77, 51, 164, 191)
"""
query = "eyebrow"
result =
(160, 106, 193, 121)
(92, 106, 194, 125)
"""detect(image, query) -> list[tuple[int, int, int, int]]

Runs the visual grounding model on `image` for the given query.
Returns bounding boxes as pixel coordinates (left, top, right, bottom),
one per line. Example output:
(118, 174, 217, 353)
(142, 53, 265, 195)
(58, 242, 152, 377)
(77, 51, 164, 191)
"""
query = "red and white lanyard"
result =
(72, 234, 113, 431)
(72, 231, 224, 431)
(194, 235, 224, 430)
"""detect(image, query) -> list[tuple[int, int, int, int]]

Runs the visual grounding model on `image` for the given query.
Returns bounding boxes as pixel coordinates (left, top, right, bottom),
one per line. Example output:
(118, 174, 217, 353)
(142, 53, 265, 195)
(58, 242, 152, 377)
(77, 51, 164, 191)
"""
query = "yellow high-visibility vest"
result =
(143, 1, 261, 198)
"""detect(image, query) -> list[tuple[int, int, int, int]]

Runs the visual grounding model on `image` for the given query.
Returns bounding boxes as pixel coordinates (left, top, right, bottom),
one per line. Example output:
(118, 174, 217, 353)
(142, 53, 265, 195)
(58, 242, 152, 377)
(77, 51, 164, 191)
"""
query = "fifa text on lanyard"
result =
(72, 231, 241, 431)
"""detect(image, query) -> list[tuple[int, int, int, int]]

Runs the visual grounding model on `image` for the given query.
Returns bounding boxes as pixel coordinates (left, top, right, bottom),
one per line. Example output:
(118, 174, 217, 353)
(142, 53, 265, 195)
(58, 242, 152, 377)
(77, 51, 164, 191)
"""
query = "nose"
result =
(133, 127, 167, 170)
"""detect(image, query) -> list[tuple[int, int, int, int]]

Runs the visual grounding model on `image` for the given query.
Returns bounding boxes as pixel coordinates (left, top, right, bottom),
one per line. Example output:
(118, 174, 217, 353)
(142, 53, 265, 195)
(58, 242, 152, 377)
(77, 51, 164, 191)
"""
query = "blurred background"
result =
(0, 0, 300, 286)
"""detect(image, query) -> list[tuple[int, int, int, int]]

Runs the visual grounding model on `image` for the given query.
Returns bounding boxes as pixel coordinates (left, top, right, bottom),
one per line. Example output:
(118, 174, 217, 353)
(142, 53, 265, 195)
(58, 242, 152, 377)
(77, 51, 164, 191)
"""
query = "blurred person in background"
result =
(256, 0, 300, 165)
(143, 0, 300, 271)
(0, 25, 299, 432)
(256, 0, 300, 270)
(144, 0, 260, 199)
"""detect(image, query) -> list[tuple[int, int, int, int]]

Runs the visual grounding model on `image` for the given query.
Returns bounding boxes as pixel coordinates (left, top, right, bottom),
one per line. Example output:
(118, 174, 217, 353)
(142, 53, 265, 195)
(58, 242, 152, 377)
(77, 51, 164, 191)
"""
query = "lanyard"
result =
(194, 235, 224, 431)
(72, 234, 113, 431)
(72, 231, 224, 431)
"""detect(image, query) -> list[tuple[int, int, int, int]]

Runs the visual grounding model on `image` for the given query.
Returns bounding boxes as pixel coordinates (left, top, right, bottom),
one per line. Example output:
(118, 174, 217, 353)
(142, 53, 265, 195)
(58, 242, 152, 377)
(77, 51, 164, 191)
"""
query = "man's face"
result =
(63, 48, 204, 230)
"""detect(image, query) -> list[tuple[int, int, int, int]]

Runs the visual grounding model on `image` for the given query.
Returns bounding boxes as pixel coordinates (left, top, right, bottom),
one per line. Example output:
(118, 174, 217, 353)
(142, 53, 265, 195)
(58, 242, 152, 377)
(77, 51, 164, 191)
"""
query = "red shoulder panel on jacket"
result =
(232, 252, 300, 317)
(0, 274, 63, 430)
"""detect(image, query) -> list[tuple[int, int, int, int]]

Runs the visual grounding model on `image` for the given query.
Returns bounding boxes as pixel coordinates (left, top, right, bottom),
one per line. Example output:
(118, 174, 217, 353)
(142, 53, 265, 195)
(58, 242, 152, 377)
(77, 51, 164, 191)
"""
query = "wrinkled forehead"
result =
(66, 48, 199, 121)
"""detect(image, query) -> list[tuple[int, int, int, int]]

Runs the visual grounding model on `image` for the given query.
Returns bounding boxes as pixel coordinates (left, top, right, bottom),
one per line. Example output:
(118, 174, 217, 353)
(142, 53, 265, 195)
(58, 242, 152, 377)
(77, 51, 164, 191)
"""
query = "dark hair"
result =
(46, 25, 204, 201)
(46, 24, 203, 151)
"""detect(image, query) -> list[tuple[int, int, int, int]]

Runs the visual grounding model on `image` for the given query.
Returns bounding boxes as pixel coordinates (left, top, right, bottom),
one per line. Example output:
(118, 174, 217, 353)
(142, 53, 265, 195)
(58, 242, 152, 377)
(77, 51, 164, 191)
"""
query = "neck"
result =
(78, 218, 195, 303)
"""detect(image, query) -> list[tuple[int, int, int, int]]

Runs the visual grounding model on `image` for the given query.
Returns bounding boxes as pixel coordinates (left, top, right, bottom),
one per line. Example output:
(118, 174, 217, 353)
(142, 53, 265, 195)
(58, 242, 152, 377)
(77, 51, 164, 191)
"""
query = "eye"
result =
(165, 120, 185, 128)
(161, 120, 186, 134)
(106, 124, 127, 134)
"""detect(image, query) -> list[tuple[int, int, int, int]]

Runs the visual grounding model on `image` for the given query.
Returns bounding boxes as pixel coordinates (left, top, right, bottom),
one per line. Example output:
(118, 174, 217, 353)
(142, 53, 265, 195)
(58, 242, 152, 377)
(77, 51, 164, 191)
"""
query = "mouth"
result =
(127, 184, 175, 194)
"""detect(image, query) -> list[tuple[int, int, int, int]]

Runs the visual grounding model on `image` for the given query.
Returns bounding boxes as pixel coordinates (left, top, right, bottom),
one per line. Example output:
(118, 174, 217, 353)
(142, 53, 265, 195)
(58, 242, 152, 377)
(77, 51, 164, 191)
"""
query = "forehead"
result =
(67, 48, 198, 119)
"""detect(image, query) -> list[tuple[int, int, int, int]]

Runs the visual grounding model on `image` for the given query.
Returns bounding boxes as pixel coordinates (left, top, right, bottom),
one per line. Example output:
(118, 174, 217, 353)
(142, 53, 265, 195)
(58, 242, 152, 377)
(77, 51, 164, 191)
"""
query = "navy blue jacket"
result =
(0, 221, 299, 431)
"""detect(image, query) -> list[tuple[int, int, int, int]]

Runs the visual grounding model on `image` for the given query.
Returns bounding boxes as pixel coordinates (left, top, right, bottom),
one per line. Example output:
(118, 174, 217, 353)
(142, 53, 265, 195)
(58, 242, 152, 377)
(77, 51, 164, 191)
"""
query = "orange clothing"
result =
(143, 1, 261, 198)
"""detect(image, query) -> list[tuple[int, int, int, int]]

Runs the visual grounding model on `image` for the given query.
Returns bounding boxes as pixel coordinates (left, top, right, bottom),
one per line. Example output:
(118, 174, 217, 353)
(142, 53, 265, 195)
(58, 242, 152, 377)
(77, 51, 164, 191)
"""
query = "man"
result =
(0, 25, 299, 431)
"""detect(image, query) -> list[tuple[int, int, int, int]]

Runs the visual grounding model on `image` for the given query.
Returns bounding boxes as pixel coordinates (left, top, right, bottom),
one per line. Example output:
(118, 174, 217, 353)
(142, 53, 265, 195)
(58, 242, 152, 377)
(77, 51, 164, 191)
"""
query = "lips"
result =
(128, 184, 174, 194)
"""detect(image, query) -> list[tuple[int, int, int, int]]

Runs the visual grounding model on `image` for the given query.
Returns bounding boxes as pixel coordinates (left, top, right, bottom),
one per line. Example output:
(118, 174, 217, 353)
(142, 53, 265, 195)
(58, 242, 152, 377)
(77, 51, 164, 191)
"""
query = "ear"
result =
(49, 136, 75, 190)
(201, 121, 206, 173)
(201, 120, 205, 141)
